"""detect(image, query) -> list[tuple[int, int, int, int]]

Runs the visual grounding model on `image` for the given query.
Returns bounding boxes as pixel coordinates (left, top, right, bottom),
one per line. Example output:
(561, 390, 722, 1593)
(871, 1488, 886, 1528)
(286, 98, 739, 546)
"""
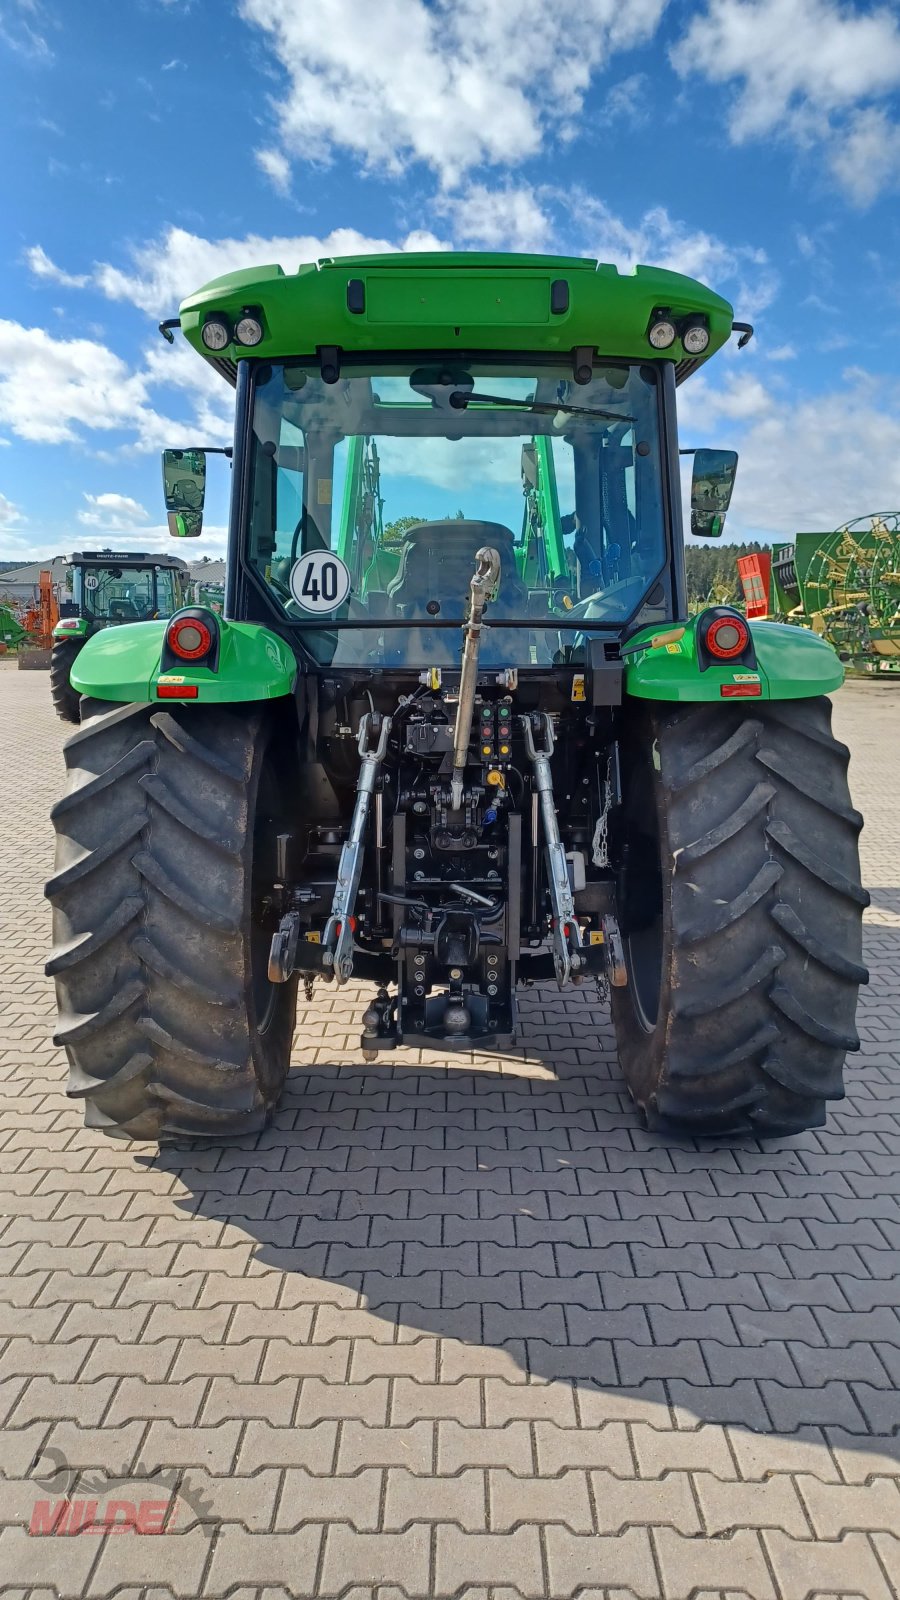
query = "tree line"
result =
(684, 541, 766, 608)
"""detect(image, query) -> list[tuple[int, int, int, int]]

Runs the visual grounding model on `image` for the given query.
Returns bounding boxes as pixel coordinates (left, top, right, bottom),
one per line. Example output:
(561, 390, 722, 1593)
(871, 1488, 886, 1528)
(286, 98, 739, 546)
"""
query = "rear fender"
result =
(624, 615, 844, 702)
(52, 617, 90, 641)
(69, 617, 296, 703)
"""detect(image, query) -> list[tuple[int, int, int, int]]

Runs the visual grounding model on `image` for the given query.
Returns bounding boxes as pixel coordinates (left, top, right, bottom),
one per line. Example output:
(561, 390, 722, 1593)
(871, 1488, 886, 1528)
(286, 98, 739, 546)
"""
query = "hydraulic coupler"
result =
(321, 712, 392, 984)
(521, 712, 585, 988)
(450, 546, 501, 809)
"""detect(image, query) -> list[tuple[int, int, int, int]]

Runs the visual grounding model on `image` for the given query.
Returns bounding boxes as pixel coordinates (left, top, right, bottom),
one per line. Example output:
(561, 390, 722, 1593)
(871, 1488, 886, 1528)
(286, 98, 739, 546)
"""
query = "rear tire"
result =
(45, 699, 298, 1140)
(50, 638, 83, 724)
(610, 697, 868, 1136)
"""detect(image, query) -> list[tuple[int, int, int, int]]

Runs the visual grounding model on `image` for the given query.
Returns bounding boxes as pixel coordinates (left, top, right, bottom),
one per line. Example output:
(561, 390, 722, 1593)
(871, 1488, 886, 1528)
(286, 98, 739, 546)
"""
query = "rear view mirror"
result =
(162, 448, 207, 538)
(690, 448, 738, 538)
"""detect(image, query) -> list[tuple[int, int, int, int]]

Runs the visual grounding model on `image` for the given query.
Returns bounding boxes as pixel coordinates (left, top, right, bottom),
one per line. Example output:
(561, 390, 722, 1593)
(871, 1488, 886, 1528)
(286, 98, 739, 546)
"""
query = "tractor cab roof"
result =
(68, 551, 189, 570)
(175, 250, 739, 387)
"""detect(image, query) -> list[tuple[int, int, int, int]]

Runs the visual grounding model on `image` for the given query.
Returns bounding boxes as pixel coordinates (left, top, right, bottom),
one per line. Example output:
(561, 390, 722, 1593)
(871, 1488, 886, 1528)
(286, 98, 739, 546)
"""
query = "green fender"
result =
(52, 617, 90, 641)
(623, 615, 844, 701)
(70, 617, 297, 703)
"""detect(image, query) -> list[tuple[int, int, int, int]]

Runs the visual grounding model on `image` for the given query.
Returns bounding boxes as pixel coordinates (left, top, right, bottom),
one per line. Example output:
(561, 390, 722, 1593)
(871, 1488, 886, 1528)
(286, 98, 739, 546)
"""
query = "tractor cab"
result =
(238, 359, 668, 669)
(62, 551, 189, 626)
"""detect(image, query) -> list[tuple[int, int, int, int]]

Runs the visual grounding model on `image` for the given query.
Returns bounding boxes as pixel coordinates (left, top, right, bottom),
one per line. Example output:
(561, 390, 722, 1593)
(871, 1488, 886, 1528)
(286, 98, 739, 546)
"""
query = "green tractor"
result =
(45, 253, 868, 1142)
(50, 550, 190, 722)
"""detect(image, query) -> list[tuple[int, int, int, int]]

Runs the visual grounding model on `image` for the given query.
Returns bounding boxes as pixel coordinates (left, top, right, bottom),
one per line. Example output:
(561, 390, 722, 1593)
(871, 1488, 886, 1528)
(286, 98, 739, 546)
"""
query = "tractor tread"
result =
(667, 715, 760, 790)
(756, 745, 863, 827)
(49, 638, 84, 725)
(131, 932, 242, 1007)
(766, 818, 870, 904)
(769, 901, 869, 983)
(50, 742, 154, 818)
(675, 859, 782, 943)
(53, 977, 146, 1046)
(45, 702, 297, 1141)
(671, 945, 785, 1019)
(151, 709, 247, 783)
(140, 772, 242, 851)
(611, 695, 867, 1137)
(131, 849, 236, 931)
(44, 811, 146, 895)
(66, 1051, 154, 1099)
(676, 781, 775, 864)
(45, 895, 144, 975)
(769, 983, 860, 1050)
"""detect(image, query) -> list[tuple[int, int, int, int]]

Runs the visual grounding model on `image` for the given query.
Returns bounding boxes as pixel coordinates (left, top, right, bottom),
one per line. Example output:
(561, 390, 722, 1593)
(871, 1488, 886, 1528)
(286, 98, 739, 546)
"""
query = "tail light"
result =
(701, 612, 750, 660)
(160, 607, 219, 674)
(167, 616, 213, 660)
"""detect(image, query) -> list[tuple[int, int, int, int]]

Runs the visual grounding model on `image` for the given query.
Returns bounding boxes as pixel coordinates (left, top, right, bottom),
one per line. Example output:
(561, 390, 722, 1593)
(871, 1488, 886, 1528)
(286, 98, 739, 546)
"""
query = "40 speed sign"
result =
(289, 550, 351, 614)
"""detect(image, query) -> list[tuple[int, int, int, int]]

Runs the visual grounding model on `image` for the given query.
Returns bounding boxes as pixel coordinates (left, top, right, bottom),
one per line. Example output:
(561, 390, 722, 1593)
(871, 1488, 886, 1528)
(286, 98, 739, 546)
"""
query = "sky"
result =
(1, 0, 900, 562)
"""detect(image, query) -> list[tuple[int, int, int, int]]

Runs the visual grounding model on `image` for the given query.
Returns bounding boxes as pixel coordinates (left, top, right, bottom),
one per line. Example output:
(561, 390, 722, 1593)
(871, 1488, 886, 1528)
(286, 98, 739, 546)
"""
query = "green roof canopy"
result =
(177, 251, 736, 382)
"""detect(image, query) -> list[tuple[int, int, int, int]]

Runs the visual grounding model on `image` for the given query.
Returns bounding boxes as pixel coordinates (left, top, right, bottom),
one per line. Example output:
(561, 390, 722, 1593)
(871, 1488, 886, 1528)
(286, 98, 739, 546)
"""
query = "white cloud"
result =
(0, 320, 171, 446)
(579, 199, 778, 318)
(0, 491, 24, 528)
(37, 224, 447, 315)
(679, 366, 900, 538)
(77, 492, 150, 528)
(439, 184, 552, 252)
(829, 105, 900, 205)
(0, 0, 52, 59)
(239, 0, 667, 187)
(434, 186, 777, 317)
(604, 72, 649, 124)
(672, 0, 900, 204)
(0, 318, 232, 453)
(255, 147, 291, 194)
(27, 196, 773, 325)
(24, 244, 90, 289)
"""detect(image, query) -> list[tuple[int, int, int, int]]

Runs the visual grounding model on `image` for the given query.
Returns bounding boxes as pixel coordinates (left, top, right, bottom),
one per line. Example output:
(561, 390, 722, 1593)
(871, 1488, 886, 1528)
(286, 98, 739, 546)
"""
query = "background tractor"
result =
(45, 253, 867, 1143)
(50, 550, 190, 721)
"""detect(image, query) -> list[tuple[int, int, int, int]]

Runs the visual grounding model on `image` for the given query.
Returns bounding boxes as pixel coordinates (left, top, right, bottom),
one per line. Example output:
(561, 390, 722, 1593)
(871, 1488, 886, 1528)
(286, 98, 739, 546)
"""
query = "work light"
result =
(648, 317, 677, 350)
(682, 317, 711, 355)
(235, 312, 264, 347)
(201, 315, 231, 351)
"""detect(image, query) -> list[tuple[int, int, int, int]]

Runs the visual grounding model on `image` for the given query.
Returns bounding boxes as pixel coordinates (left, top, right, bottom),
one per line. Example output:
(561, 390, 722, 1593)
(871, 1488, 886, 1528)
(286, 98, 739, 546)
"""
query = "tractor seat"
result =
(387, 520, 525, 618)
(108, 600, 140, 621)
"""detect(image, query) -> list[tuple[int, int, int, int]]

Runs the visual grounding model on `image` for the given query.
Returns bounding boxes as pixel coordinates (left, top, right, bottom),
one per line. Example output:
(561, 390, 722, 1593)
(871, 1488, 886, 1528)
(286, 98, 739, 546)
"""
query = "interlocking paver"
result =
(764, 1528, 896, 1600)
(384, 1466, 486, 1531)
(3, 666, 900, 1597)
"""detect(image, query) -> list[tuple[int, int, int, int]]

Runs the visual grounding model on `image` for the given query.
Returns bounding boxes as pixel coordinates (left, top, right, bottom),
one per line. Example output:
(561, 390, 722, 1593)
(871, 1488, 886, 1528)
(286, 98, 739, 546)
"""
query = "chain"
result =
(303, 975, 315, 1003)
(591, 755, 613, 869)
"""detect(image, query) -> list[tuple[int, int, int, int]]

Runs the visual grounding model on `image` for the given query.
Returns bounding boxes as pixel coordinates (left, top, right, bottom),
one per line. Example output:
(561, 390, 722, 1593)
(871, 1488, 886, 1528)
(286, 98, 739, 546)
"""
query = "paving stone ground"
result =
(1, 661, 899, 1600)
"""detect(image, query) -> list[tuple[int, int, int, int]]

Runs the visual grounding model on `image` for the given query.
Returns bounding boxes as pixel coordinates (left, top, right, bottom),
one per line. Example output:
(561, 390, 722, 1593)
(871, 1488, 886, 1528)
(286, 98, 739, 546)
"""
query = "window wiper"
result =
(448, 390, 634, 423)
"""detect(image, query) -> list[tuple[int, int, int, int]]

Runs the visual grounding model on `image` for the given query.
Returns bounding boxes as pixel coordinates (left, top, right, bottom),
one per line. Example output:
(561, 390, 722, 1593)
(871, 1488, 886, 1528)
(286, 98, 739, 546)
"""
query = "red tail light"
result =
(167, 617, 213, 660)
(721, 682, 761, 698)
(704, 614, 750, 660)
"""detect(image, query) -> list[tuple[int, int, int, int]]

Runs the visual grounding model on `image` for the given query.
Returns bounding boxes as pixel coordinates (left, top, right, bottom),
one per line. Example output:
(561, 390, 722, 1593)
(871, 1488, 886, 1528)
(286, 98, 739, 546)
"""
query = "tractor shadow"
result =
(144, 915, 900, 1469)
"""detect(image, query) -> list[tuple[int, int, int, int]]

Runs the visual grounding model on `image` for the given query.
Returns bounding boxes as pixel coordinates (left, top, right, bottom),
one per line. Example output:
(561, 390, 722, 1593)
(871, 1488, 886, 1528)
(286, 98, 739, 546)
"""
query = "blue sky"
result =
(2, 0, 900, 561)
